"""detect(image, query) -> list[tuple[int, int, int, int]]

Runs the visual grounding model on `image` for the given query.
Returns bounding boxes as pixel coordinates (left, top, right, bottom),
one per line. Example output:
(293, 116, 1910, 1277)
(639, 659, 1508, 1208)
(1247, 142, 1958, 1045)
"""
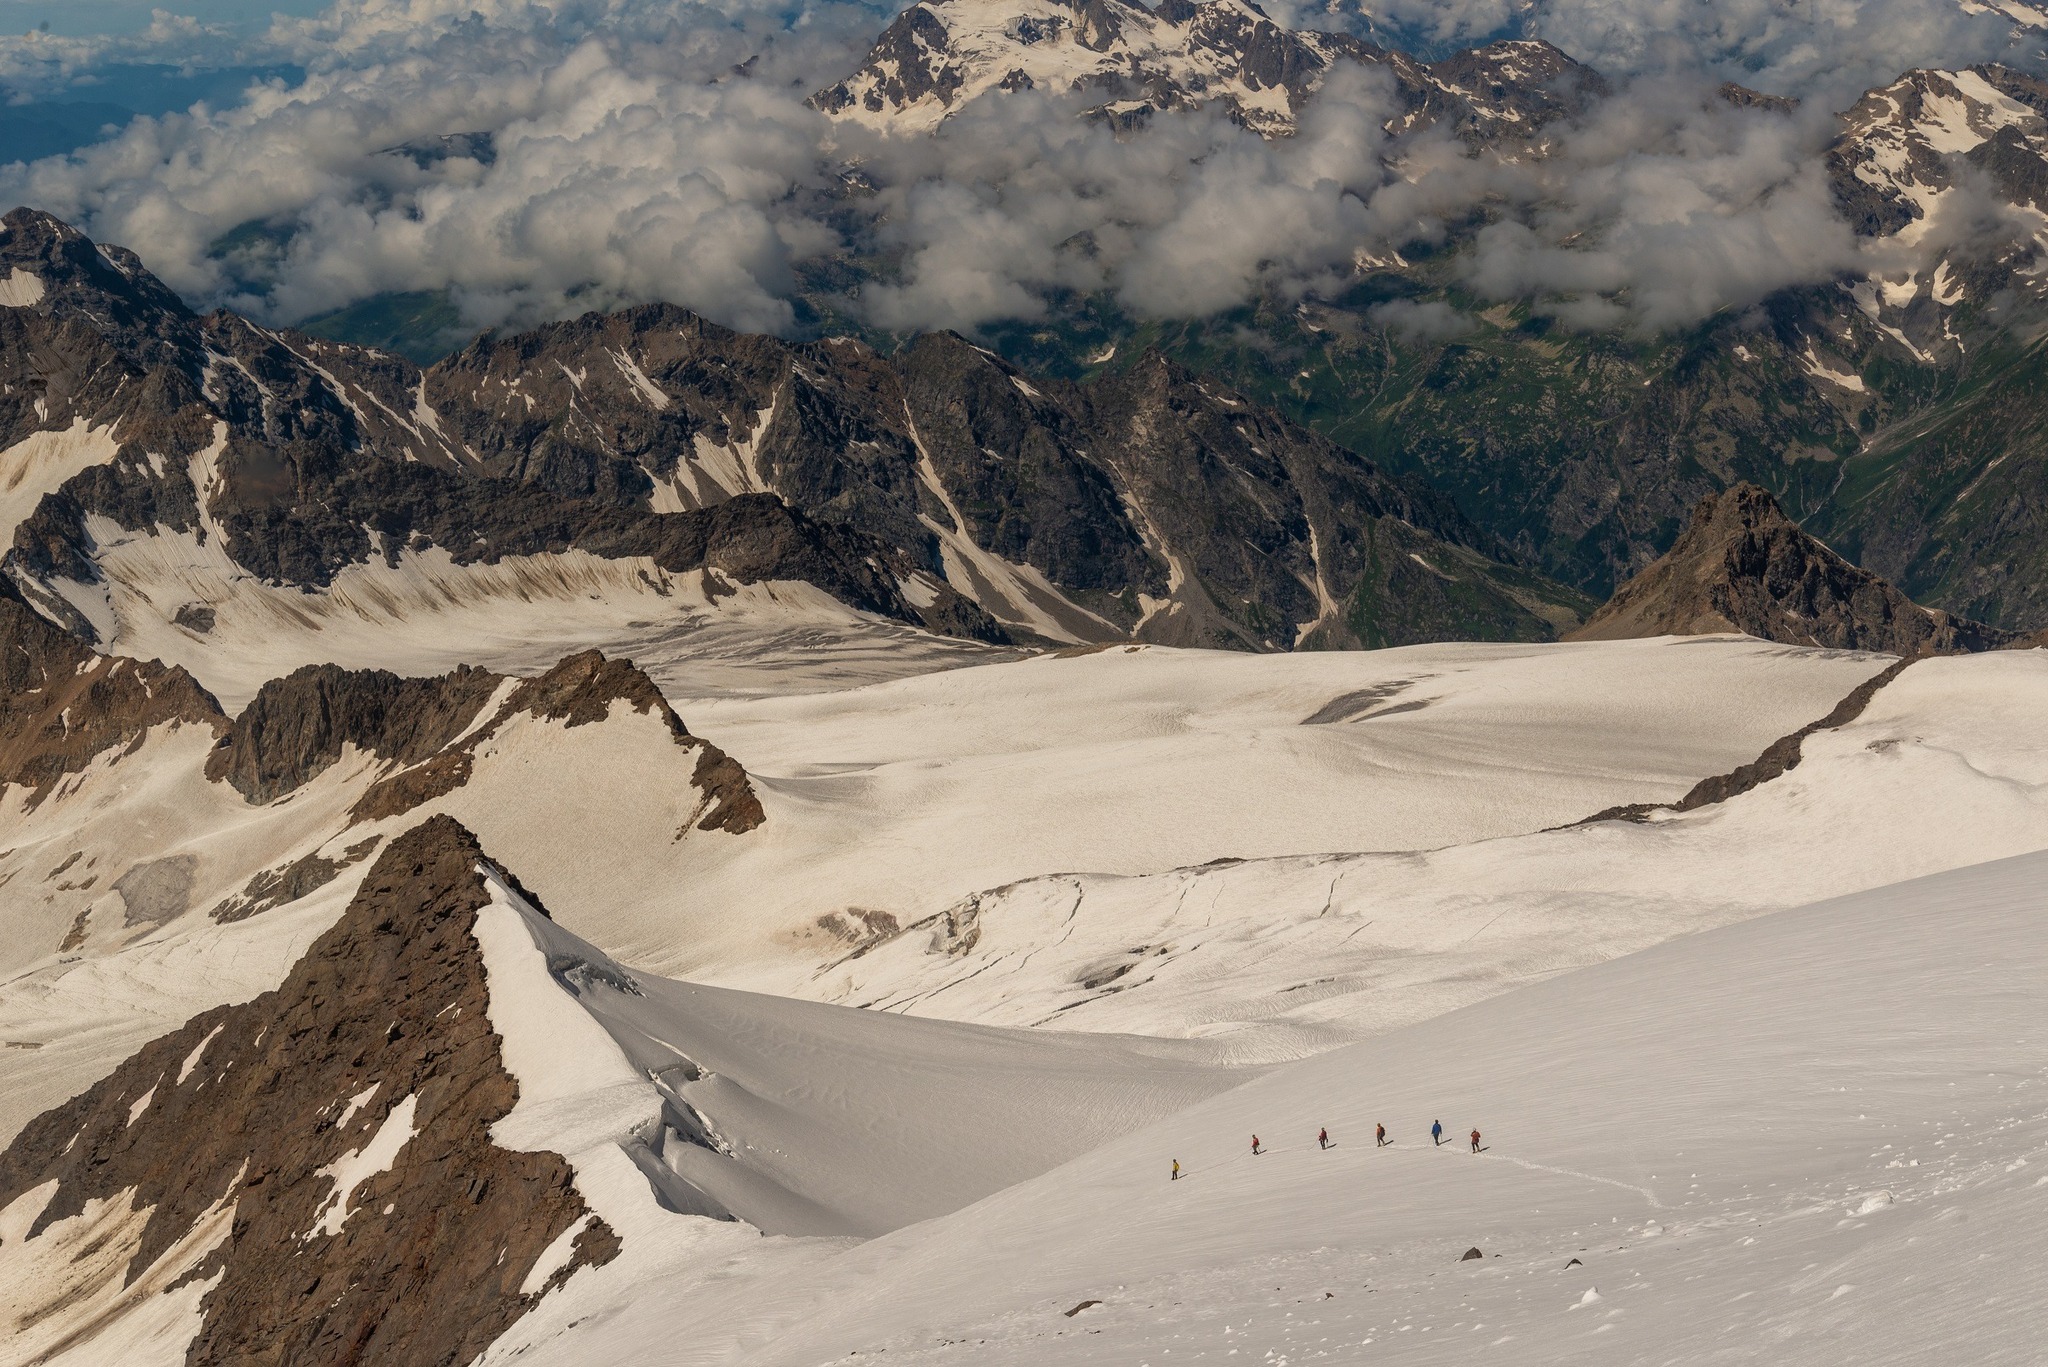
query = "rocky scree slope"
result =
(306, 301, 1585, 649)
(0, 208, 999, 648)
(0, 816, 619, 1367)
(0, 573, 224, 807)
(4, 208, 1578, 652)
(1567, 483, 2019, 654)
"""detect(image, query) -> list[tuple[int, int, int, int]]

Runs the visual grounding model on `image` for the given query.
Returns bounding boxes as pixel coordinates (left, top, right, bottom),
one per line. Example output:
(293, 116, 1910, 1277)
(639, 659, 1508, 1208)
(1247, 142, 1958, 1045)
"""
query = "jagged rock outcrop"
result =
(1566, 484, 2015, 654)
(0, 816, 619, 1366)
(0, 576, 224, 805)
(208, 649, 766, 834)
(205, 662, 503, 803)
(5, 208, 1587, 654)
(0, 207, 1002, 647)
(304, 304, 1581, 649)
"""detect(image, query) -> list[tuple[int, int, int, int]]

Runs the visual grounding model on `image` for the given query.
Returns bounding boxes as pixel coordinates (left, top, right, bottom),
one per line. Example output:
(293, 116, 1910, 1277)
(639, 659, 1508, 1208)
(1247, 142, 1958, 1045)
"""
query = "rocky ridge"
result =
(0, 816, 619, 1366)
(0, 207, 1001, 650)
(1566, 483, 2016, 654)
(211, 650, 765, 834)
(0, 573, 223, 807)
(4, 209, 1584, 653)
(315, 303, 1586, 649)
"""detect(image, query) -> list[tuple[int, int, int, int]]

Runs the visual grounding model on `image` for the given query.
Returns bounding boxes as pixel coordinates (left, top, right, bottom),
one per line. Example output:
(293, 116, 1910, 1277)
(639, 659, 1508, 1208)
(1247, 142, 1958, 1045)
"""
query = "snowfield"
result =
(3, 622, 2046, 1365)
(758, 647, 2048, 1055)
(604, 637, 1889, 984)
(507, 848, 2048, 1366)
(48, 522, 1011, 711)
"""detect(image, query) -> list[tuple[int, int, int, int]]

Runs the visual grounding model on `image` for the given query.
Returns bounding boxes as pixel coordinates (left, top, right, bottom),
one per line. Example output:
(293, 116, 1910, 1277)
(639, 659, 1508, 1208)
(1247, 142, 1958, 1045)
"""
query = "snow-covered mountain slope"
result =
(474, 863, 1255, 1240)
(0, 642, 765, 1143)
(64, 530, 1013, 712)
(564, 636, 1888, 984)
(740, 645, 2048, 1056)
(811, 0, 1600, 138)
(0, 816, 1255, 1365)
(541, 846, 2048, 1366)
(0, 632, 1884, 1143)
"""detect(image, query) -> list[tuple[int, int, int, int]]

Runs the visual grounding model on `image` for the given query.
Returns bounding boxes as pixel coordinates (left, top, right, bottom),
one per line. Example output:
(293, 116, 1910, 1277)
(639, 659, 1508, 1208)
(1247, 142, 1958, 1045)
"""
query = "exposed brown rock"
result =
(209, 837, 381, 924)
(0, 579, 225, 807)
(0, 815, 619, 1366)
(1566, 484, 2016, 655)
(502, 647, 683, 733)
(205, 663, 502, 803)
(342, 650, 766, 834)
(1578, 655, 1917, 826)
(349, 750, 474, 823)
(686, 741, 767, 834)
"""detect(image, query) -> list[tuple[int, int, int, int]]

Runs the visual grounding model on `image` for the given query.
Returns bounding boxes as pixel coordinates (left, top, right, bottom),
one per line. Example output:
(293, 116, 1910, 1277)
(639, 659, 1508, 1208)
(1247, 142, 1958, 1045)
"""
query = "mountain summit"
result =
(810, 0, 1600, 136)
(1567, 483, 2014, 655)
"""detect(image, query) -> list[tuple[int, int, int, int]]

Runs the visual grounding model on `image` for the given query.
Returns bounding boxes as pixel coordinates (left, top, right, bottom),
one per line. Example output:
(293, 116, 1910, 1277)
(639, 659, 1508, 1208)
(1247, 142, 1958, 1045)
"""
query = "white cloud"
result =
(0, 0, 2034, 345)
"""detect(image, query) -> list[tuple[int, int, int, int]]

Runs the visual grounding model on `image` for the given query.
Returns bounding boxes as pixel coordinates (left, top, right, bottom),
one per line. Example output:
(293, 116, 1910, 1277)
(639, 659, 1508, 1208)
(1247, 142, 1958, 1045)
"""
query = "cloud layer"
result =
(0, 0, 2034, 347)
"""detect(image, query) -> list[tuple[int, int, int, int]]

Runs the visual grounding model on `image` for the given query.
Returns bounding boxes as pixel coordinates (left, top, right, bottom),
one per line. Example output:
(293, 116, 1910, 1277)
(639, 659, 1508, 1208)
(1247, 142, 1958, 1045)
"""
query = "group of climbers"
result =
(1170, 1121, 1484, 1179)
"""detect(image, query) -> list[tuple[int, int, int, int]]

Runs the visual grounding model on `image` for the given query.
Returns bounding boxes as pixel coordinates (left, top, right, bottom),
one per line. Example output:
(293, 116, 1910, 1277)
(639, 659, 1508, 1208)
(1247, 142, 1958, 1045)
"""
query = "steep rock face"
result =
(210, 649, 766, 834)
(0, 816, 619, 1366)
(0, 576, 224, 805)
(360, 309, 1582, 648)
(205, 662, 503, 803)
(1078, 351, 1582, 648)
(809, 0, 1601, 139)
(0, 209, 999, 647)
(1567, 484, 2014, 654)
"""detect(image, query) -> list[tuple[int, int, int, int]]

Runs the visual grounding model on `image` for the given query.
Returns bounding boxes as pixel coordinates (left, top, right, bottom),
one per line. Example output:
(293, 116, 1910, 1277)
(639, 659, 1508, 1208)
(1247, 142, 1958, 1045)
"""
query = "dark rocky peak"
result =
(0, 210, 220, 471)
(0, 206, 195, 339)
(503, 647, 684, 733)
(0, 815, 619, 1366)
(1404, 39, 1607, 140)
(1718, 81, 1798, 114)
(1567, 482, 2017, 655)
(414, 302, 793, 504)
(206, 661, 504, 803)
(356, 649, 767, 832)
(0, 576, 224, 807)
(378, 130, 497, 168)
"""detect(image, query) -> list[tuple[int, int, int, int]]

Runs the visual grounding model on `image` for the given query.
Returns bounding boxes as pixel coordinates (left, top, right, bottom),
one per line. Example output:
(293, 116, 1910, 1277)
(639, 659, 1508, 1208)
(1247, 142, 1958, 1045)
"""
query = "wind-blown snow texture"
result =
(493, 848, 2048, 1365)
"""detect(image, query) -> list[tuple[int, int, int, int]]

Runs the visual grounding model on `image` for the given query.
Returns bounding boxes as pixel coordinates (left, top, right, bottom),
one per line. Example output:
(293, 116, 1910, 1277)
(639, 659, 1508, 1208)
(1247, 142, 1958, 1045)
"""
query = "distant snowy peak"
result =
(1955, 0, 2048, 29)
(1829, 64, 2048, 240)
(810, 0, 1600, 138)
